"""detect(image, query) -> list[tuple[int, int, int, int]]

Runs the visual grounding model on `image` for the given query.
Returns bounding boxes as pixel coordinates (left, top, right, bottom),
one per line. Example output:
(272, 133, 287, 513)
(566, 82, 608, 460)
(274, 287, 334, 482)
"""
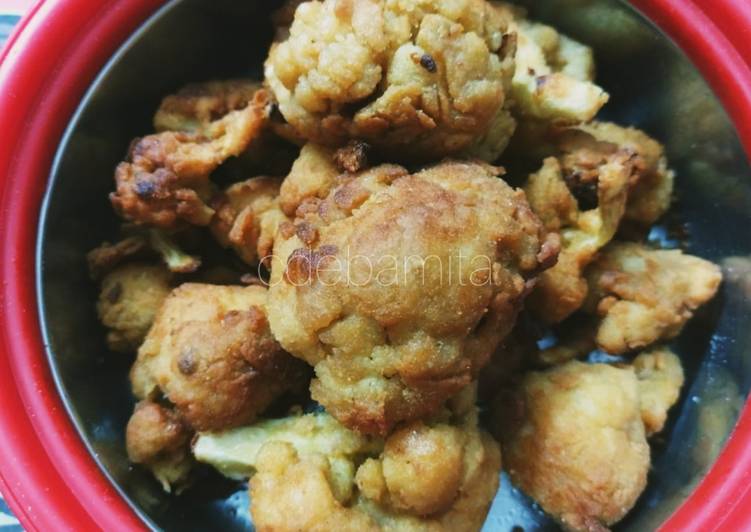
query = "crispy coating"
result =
(243, 386, 501, 532)
(266, 0, 517, 161)
(523, 148, 632, 322)
(267, 160, 552, 435)
(110, 89, 272, 229)
(130, 283, 309, 431)
(363, 423, 466, 515)
(154, 80, 262, 133)
(278, 143, 341, 216)
(88, 231, 201, 277)
(522, 122, 675, 323)
(154, 80, 298, 175)
(500, 361, 649, 531)
(97, 263, 172, 353)
(494, 2, 609, 123)
(463, 105, 518, 162)
(210, 176, 287, 265)
(194, 411, 382, 494)
(633, 347, 684, 436)
(585, 242, 722, 354)
(579, 121, 674, 226)
(126, 400, 193, 492)
(87, 236, 149, 279)
(334, 140, 372, 174)
(278, 140, 378, 218)
(252, 442, 377, 532)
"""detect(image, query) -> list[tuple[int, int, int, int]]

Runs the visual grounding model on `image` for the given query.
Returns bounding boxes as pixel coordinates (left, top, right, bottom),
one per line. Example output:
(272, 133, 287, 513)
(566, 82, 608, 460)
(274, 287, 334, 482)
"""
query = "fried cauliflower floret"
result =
(252, 445, 378, 532)
(579, 121, 674, 226)
(254, 406, 501, 532)
(278, 141, 376, 218)
(633, 347, 684, 436)
(88, 231, 202, 277)
(584, 242, 722, 354)
(110, 89, 272, 229)
(125, 400, 193, 492)
(210, 176, 287, 265)
(154, 80, 298, 175)
(266, 0, 517, 161)
(198, 386, 501, 531)
(500, 361, 649, 531)
(523, 150, 632, 323)
(153, 80, 262, 133)
(267, 160, 553, 435)
(130, 283, 309, 431)
(521, 121, 677, 323)
(97, 263, 171, 353)
(278, 143, 341, 216)
(87, 236, 149, 279)
(194, 411, 382, 498)
(353, 392, 501, 532)
(146, 229, 202, 273)
(493, 2, 608, 124)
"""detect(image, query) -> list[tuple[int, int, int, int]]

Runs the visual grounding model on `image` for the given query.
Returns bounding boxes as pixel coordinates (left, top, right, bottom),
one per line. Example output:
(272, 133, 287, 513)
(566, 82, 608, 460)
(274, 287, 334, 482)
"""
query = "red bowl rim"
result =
(0, 0, 749, 530)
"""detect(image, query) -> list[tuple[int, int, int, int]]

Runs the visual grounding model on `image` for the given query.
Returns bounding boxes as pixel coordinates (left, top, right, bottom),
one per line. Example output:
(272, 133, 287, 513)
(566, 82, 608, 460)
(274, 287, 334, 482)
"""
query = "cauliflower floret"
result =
(125, 400, 193, 493)
(87, 236, 149, 279)
(358, 423, 466, 515)
(252, 444, 379, 532)
(266, 0, 517, 161)
(523, 147, 632, 323)
(500, 361, 650, 531)
(97, 263, 172, 353)
(493, 2, 608, 124)
(267, 160, 554, 435)
(88, 231, 201, 277)
(633, 347, 685, 436)
(278, 143, 341, 216)
(579, 121, 675, 227)
(194, 411, 381, 499)
(278, 140, 380, 218)
(197, 386, 501, 531)
(210, 176, 287, 265)
(146, 229, 202, 273)
(130, 283, 309, 431)
(154, 79, 300, 175)
(522, 122, 676, 324)
(584, 242, 722, 354)
(153, 79, 262, 133)
(110, 89, 272, 229)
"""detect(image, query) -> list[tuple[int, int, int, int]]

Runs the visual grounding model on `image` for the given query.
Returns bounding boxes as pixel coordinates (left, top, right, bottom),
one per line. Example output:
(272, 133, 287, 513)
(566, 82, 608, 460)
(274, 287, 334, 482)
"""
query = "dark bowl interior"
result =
(37, 0, 751, 530)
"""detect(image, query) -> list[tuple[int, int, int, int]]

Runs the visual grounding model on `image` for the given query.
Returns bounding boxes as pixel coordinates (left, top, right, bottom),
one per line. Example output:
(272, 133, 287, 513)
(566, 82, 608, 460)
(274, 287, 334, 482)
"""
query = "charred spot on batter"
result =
(177, 348, 197, 376)
(419, 53, 437, 73)
(106, 282, 123, 304)
(333, 140, 371, 173)
(135, 179, 158, 198)
(284, 245, 339, 285)
(295, 221, 319, 246)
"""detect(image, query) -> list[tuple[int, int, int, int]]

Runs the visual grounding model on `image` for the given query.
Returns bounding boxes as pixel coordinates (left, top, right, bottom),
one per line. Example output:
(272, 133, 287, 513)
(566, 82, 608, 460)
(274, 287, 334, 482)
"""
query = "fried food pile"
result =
(89, 1, 723, 530)
(266, 0, 517, 161)
(195, 385, 500, 532)
(267, 159, 552, 435)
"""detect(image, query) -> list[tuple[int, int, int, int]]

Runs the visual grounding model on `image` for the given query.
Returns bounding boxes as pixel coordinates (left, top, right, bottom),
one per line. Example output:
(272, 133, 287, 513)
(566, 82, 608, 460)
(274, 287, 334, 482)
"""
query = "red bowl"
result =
(0, 1, 750, 530)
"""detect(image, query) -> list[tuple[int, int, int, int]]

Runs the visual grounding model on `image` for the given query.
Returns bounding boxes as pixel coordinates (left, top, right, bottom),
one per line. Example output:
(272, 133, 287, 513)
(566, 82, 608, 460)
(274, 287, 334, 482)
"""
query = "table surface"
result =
(1, 7, 26, 530)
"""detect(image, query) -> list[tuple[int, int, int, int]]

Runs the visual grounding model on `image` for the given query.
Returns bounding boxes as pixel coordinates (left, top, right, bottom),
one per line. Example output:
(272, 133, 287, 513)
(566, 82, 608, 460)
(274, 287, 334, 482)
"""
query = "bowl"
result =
(1, 0, 751, 530)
